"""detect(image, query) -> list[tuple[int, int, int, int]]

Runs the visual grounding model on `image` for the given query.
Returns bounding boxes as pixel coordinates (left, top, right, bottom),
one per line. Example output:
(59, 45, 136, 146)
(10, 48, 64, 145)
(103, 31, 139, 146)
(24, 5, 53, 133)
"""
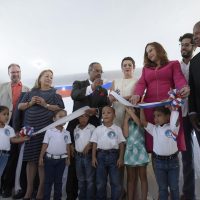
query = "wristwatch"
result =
(46, 104, 50, 108)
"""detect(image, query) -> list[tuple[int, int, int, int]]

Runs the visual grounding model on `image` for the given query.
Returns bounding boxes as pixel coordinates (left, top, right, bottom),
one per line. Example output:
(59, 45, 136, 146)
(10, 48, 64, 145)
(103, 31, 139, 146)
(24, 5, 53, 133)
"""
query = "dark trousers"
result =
(66, 157, 78, 200)
(44, 157, 66, 200)
(1, 144, 19, 193)
(181, 115, 195, 199)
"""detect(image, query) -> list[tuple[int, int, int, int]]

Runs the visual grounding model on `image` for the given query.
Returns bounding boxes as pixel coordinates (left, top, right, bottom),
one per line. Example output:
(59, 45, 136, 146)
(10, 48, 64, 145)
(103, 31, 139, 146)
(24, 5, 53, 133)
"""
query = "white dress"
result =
(112, 78, 137, 127)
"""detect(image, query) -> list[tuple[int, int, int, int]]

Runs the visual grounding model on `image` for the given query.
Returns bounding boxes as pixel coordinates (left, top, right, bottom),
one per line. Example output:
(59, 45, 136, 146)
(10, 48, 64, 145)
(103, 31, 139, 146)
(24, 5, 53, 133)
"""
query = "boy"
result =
(90, 106, 125, 200)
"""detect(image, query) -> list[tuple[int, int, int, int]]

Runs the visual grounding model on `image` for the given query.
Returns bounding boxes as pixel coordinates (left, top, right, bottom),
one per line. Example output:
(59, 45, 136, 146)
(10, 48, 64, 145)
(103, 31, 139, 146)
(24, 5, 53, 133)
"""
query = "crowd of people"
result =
(0, 21, 200, 200)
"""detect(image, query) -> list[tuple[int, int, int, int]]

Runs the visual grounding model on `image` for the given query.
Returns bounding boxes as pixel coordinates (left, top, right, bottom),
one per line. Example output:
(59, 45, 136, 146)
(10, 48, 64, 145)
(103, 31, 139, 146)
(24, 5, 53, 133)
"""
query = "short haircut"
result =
(53, 109, 67, 118)
(8, 63, 20, 71)
(154, 106, 171, 116)
(0, 105, 9, 113)
(88, 62, 101, 73)
(179, 33, 194, 44)
(102, 106, 115, 114)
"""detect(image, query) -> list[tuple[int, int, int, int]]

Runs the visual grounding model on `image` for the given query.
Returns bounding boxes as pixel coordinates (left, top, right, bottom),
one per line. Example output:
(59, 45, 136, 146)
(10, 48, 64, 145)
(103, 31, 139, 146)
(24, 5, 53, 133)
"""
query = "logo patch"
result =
(64, 135, 68, 143)
(4, 129, 10, 136)
(165, 129, 176, 141)
(74, 133, 80, 141)
(107, 131, 116, 139)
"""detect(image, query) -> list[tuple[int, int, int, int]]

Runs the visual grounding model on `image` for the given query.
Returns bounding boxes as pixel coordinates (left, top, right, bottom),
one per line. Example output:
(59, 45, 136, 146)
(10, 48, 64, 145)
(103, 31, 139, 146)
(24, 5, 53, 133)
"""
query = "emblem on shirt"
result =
(4, 129, 10, 136)
(165, 130, 176, 141)
(74, 133, 80, 141)
(107, 131, 116, 139)
(64, 135, 68, 143)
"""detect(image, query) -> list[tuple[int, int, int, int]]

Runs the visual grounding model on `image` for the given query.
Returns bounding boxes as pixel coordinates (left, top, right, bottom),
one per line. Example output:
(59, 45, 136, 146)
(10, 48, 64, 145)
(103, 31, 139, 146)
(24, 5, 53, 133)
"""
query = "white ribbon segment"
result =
(33, 106, 90, 136)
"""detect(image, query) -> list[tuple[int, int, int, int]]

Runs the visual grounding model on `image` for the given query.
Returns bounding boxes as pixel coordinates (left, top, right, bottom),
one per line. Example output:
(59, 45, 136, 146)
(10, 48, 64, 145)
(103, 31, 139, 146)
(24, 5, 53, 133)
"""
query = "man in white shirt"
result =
(179, 33, 196, 200)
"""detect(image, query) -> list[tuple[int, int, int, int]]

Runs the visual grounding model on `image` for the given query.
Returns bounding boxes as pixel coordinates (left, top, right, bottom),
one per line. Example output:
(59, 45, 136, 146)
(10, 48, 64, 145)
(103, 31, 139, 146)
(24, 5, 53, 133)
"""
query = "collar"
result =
(11, 81, 22, 87)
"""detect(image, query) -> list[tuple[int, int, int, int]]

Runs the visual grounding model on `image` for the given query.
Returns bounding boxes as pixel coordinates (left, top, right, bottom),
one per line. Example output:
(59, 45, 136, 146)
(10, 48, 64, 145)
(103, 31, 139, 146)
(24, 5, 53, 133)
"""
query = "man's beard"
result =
(182, 51, 192, 59)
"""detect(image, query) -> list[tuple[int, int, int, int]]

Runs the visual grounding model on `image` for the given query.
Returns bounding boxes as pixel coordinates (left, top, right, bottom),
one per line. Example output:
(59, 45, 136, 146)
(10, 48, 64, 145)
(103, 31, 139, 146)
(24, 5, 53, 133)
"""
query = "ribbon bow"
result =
(19, 126, 34, 137)
(168, 89, 184, 109)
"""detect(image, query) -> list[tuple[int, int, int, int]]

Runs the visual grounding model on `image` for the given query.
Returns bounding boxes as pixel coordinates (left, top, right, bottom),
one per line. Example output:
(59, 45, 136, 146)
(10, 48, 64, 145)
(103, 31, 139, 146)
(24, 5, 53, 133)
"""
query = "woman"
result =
(132, 42, 190, 153)
(111, 57, 137, 127)
(110, 57, 138, 199)
(18, 69, 64, 200)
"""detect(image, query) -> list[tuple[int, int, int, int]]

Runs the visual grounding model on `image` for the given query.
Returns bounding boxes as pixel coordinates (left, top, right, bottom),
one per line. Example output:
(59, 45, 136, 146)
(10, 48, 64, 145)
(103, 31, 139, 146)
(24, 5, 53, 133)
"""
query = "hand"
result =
(108, 94, 116, 103)
(180, 86, 190, 98)
(117, 158, 123, 168)
(125, 106, 135, 116)
(85, 108, 96, 116)
(83, 143, 92, 155)
(35, 96, 46, 107)
(92, 158, 98, 168)
(91, 78, 103, 90)
(190, 114, 200, 132)
(130, 95, 140, 105)
(22, 136, 30, 142)
(66, 157, 70, 165)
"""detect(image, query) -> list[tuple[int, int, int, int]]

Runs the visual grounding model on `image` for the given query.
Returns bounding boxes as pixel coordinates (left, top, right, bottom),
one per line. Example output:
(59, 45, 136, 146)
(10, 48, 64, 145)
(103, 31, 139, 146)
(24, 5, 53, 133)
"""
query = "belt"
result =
(46, 152, 68, 159)
(97, 149, 119, 153)
(153, 151, 178, 160)
(0, 150, 10, 155)
(75, 150, 92, 156)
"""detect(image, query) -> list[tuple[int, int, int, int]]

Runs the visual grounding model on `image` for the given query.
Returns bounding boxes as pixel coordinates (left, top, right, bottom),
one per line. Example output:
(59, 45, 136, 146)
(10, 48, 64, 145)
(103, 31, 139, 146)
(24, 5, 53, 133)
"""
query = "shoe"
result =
(2, 189, 12, 198)
(13, 190, 25, 199)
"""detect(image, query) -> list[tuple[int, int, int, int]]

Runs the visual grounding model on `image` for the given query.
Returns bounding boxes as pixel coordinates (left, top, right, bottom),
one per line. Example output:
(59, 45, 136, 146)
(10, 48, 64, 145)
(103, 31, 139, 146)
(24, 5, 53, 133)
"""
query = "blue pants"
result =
(181, 115, 195, 199)
(96, 150, 121, 200)
(154, 157, 179, 200)
(44, 157, 66, 200)
(0, 153, 9, 177)
(75, 153, 95, 200)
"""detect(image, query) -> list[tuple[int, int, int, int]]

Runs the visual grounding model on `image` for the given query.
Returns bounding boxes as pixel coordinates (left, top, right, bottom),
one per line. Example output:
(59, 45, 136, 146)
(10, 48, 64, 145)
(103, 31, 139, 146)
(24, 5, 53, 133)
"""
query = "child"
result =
(140, 106, 180, 200)
(39, 109, 71, 200)
(90, 106, 126, 200)
(74, 113, 95, 200)
(123, 107, 149, 200)
(0, 106, 29, 178)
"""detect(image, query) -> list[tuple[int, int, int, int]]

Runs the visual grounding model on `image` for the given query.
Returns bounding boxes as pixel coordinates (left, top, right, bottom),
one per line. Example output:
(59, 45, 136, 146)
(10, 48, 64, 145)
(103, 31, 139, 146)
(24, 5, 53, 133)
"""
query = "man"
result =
(189, 21, 200, 146)
(0, 64, 29, 198)
(179, 33, 196, 200)
(66, 62, 110, 200)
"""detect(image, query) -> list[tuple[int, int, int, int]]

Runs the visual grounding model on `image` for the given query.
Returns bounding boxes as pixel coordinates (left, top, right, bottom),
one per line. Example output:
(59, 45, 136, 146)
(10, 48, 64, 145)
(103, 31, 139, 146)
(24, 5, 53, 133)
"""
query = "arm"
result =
(83, 142, 93, 155)
(169, 110, 180, 137)
(66, 144, 71, 165)
(122, 112, 130, 138)
(117, 142, 125, 168)
(140, 109, 148, 127)
(39, 143, 48, 166)
(10, 135, 30, 143)
(125, 107, 141, 126)
(92, 143, 98, 168)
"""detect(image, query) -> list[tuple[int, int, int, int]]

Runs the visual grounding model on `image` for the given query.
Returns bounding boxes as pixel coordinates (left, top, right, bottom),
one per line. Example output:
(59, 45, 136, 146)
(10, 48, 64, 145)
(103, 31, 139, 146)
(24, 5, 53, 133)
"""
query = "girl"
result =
(39, 109, 71, 200)
(0, 106, 29, 178)
(123, 107, 149, 200)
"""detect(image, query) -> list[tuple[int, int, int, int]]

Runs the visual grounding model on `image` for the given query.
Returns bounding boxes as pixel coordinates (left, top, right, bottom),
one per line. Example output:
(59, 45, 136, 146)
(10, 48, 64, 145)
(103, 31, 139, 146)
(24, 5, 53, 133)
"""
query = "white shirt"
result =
(0, 125, 15, 151)
(43, 128, 71, 155)
(90, 124, 125, 150)
(145, 111, 180, 155)
(180, 60, 190, 117)
(74, 123, 95, 152)
(86, 79, 93, 96)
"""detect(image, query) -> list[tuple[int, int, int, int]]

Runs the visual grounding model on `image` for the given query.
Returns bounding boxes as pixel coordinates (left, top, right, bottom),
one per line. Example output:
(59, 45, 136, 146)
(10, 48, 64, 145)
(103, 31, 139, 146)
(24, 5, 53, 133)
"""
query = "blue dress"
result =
(21, 88, 64, 161)
(124, 120, 149, 166)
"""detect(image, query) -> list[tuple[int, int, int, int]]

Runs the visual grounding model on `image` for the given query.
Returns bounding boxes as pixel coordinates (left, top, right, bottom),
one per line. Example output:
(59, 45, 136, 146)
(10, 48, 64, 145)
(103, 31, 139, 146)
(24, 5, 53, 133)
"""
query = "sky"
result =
(0, 0, 200, 85)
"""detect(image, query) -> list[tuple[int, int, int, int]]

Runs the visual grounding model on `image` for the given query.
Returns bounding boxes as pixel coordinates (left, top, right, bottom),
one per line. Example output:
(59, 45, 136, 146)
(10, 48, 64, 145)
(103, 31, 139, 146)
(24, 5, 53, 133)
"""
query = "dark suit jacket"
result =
(67, 79, 110, 142)
(189, 52, 200, 114)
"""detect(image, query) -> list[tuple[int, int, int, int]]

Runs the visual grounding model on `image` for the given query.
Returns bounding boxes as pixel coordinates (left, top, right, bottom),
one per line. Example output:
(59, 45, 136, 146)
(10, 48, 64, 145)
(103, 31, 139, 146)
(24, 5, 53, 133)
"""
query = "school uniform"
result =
(0, 125, 15, 177)
(145, 110, 180, 200)
(90, 124, 126, 200)
(74, 123, 95, 200)
(43, 128, 71, 200)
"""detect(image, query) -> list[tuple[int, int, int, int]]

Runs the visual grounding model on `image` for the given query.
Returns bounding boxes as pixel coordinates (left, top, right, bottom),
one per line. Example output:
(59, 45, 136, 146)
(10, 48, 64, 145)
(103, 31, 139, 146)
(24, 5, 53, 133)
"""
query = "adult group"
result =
(0, 21, 200, 200)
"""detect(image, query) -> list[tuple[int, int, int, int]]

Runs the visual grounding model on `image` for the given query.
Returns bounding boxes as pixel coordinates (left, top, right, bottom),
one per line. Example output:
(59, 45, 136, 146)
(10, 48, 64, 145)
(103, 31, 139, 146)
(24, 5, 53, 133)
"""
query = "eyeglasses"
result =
(9, 71, 21, 74)
(179, 43, 194, 48)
